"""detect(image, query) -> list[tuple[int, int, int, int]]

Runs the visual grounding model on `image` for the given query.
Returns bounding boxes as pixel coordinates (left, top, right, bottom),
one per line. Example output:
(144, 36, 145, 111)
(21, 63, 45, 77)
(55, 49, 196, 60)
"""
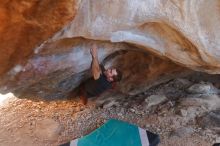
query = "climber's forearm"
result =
(91, 56, 101, 80)
(90, 44, 101, 80)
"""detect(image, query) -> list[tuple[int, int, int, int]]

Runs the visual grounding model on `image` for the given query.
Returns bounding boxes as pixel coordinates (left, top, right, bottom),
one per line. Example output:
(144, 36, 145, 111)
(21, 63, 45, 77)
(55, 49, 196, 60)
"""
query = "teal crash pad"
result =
(61, 119, 160, 146)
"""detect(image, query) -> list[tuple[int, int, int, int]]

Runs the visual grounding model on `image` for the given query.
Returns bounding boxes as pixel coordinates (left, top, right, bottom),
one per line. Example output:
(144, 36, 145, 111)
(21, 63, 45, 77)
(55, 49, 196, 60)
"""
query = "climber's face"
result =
(104, 68, 117, 82)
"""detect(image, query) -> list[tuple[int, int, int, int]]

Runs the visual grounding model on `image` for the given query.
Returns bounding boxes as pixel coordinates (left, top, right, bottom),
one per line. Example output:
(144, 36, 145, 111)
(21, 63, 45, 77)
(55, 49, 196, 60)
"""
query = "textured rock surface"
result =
(0, 0, 78, 76)
(53, 0, 220, 73)
(0, 39, 186, 100)
(1, 0, 220, 99)
(198, 109, 220, 133)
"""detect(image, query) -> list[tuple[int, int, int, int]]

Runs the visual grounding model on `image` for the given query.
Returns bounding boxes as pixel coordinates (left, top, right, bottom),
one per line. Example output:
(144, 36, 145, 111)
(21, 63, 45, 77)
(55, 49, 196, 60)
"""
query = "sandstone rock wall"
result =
(0, 0, 78, 76)
(0, 0, 220, 99)
(0, 38, 186, 99)
(53, 0, 220, 73)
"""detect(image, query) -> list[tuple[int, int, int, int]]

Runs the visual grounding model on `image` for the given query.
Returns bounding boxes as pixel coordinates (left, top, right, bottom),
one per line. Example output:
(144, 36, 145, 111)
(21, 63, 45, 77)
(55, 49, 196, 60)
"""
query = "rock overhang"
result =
(1, 0, 220, 100)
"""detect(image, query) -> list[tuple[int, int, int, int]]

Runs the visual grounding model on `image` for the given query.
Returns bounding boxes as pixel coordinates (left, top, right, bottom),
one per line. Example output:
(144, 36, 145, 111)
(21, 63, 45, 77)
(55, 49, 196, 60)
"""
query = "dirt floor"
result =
(0, 76, 220, 146)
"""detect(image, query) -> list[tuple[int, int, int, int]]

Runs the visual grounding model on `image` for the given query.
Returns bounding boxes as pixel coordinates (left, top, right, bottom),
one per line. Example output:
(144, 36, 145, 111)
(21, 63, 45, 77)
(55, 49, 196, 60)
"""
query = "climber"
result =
(78, 44, 122, 105)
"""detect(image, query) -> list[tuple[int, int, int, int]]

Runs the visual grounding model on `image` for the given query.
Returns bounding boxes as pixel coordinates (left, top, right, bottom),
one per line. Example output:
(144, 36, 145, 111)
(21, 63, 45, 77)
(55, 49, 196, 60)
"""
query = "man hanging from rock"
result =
(78, 44, 122, 105)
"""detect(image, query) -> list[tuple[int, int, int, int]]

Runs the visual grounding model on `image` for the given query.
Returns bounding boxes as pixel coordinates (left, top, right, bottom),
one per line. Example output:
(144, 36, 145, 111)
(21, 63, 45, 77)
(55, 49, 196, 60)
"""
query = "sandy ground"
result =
(0, 78, 219, 146)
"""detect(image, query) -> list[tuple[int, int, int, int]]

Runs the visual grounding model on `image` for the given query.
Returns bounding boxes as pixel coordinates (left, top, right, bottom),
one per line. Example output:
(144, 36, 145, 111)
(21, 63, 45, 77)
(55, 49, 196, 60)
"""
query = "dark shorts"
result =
(80, 83, 94, 98)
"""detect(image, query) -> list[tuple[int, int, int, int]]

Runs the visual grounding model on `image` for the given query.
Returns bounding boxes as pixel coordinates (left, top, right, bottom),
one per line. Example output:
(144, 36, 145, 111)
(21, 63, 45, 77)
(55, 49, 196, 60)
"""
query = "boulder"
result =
(53, 0, 220, 73)
(1, 0, 220, 100)
(0, 0, 78, 76)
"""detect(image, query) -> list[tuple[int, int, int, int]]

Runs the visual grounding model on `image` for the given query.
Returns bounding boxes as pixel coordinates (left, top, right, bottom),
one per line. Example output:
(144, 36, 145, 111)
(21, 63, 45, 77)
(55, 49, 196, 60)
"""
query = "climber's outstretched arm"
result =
(90, 44, 101, 80)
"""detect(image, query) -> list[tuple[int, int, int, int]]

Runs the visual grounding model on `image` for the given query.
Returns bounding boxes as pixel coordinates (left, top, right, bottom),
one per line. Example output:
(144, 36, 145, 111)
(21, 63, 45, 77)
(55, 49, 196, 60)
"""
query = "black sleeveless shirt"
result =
(84, 73, 112, 97)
